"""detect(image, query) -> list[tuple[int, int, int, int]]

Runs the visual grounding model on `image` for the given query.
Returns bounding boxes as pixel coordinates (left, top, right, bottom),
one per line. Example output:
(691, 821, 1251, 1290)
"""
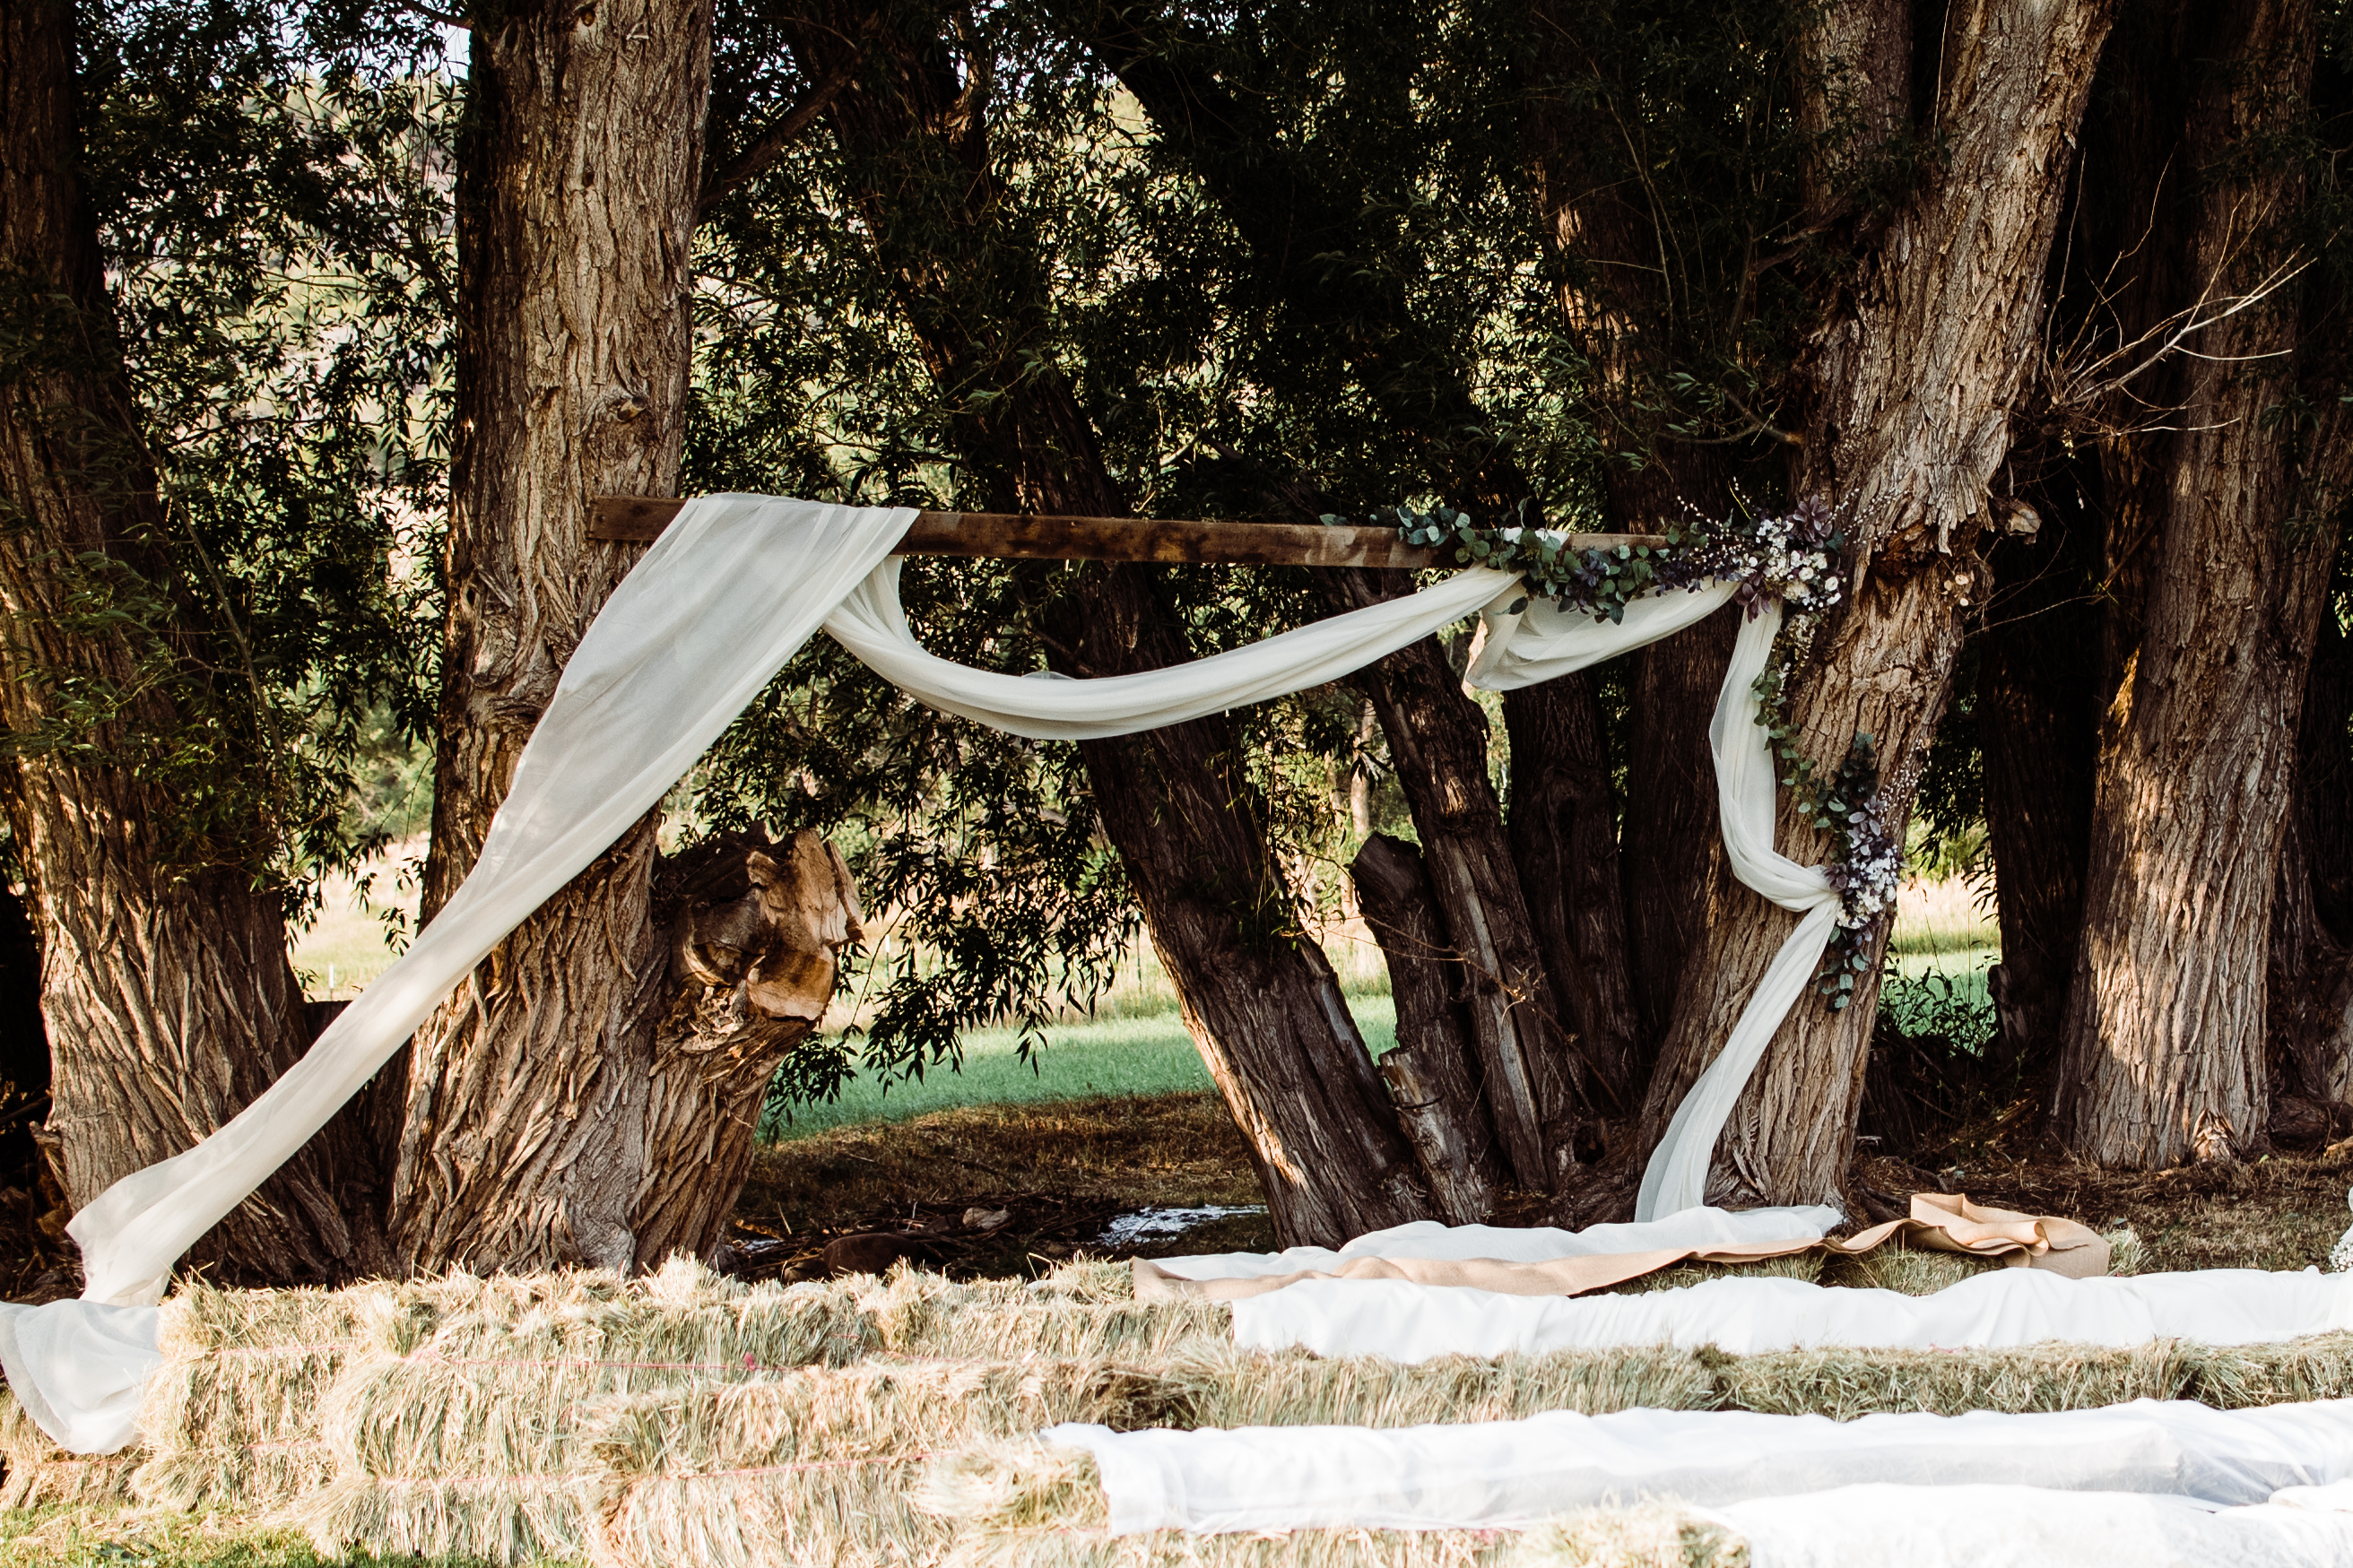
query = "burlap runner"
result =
(1133, 1193, 2108, 1303)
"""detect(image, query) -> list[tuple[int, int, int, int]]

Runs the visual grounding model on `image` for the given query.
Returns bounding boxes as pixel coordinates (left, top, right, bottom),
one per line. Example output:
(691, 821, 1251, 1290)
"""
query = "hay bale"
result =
(1709, 1340, 2193, 1420)
(1159, 1344, 1718, 1428)
(0, 1390, 143, 1509)
(1509, 1503, 1748, 1567)
(584, 1358, 1181, 1568)
(305, 1262, 878, 1564)
(1606, 1254, 1824, 1296)
(946, 1526, 1516, 1567)
(857, 1269, 1229, 1362)
(1816, 1246, 2001, 1296)
(131, 1278, 361, 1518)
(129, 1442, 337, 1513)
(595, 1453, 948, 1568)
(589, 1360, 1176, 1477)
(296, 1470, 599, 1564)
(2189, 1331, 2353, 1407)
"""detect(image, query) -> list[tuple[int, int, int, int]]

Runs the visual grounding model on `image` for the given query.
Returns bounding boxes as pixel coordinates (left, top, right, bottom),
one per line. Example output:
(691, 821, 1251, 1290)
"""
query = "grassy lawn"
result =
(769, 997, 1399, 1139)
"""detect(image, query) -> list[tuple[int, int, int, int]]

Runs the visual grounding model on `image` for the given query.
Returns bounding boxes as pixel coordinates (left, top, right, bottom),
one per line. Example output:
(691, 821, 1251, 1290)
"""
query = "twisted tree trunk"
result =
(1352, 834, 1502, 1221)
(1318, 569, 1591, 1189)
(0, 0, 386, 1285)
(387, 0, 713, 1272)
(1645, 0, 2115, 1204)
(634, 830, 864, 1263)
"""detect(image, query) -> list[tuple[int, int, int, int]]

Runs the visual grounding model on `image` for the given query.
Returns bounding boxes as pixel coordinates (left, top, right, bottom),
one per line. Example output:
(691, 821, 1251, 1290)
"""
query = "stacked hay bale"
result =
(298, 1258, 875, 1565)
(127, 1279, 358, 1517)
(0, 1390, 143, 1509)
(918, 1437, 1522, 1568)
(858, 1263, 1233, 1362)
(589, 1356, 1171, 1568)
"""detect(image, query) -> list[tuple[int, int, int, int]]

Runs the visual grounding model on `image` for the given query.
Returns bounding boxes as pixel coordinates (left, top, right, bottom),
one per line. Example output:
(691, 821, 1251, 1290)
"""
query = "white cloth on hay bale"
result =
(1040, 1398, 2353, 1533)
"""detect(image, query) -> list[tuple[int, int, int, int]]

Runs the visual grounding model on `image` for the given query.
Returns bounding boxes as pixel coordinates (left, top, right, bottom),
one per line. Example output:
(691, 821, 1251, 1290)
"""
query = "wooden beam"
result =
(588, 494, 1669, 566)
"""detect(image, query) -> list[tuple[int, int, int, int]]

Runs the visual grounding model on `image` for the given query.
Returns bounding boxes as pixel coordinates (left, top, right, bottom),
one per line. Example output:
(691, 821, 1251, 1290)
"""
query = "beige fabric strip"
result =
(1134, 1194, 2109, 1303)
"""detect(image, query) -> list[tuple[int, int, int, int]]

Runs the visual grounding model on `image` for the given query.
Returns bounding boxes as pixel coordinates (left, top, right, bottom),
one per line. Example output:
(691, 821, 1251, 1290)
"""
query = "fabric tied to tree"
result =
(4, 493, 1833, 1452)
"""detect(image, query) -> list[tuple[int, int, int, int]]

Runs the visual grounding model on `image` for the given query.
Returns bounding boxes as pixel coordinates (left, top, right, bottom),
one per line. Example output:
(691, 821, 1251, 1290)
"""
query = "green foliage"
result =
(2, 3, 457, 906)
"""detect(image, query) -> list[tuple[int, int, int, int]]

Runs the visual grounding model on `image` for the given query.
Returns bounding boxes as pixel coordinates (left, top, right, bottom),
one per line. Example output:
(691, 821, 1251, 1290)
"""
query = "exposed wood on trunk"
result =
(589, 494, 1660, 558)
(1646, 0, 2116, 1204)
(389, 0, 712, 1272)
(0, 0, 386, 1284)
(1352, 834, 1504, 1222)
(1318, 568, 1588, 1190)
(2056, 0, 2334, 1167)
(794, 4, 1429, 1246)
(634, 831, 863, 1265)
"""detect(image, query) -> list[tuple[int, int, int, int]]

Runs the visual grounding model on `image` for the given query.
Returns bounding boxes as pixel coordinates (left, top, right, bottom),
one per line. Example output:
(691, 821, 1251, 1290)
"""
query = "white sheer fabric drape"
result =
(2, 495, 1832, 1451)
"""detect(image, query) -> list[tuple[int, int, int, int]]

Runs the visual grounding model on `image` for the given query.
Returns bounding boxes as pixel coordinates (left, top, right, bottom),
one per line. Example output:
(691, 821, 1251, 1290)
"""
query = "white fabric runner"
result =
(1668, 1482, 2353, 1568)
(3, 495, 1837, 1452)
(1040, 1399, 2353, 1534)
(1151, 1205, 1845, 1281)
(1225, 1264, 2353, 1363)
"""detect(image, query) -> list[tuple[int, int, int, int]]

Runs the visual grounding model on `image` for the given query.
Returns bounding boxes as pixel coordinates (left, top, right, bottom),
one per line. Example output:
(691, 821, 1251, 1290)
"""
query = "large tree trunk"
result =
(794, 11, 1430, 1245)
(1318, 569, 1593, 1187)
(1351, 834, 1502, 1221)
(388, 0, 713, 1272)
(2054, 0, 2336, 1166)
(1644, 0, 2115, 1204)
(0, 0, 385, 1285)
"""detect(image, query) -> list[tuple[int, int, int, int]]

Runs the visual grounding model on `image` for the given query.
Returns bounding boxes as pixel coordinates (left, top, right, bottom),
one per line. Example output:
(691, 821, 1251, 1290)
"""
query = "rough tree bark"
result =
(1320, 570, 1591, 1188)
(388, 0, 714, 1271)
(1644, 0, 2116, 1204)
(791, 9, 1431, 1244)
(1352, 834, 1503, 1222)
(2055, 0, 2339, 1166)
(634, 830, 864, 1262)
(0, 0, 386, 1284)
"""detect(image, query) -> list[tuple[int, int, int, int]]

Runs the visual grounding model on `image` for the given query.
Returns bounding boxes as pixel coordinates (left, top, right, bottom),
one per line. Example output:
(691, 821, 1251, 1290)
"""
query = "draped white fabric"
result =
(1040, 1399, 2353, 1536)
(1221, 1261, 2353, 1363)
(1709, 1483, 2353, 1568)
(0, 495, 1845, 1451)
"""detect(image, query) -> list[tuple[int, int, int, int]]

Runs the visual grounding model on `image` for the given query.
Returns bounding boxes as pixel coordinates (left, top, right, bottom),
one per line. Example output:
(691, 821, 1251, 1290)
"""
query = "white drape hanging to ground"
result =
(0, 494, 1830, 1451)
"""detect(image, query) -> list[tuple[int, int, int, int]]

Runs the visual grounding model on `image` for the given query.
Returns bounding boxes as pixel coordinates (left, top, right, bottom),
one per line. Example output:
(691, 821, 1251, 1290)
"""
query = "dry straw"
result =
(130, 1277, 360, 1517)
(0, 1390, 143, 1510)
(303, 1259, 884, 1564)
(1508, 1503, 1749, 1567)
(586, 1356, 1175, 1568)
(855, 1269, 1231, 1363)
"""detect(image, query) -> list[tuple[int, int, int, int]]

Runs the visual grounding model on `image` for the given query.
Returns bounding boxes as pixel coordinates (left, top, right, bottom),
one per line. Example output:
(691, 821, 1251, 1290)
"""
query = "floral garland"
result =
(1350, 496, 1897, 1010)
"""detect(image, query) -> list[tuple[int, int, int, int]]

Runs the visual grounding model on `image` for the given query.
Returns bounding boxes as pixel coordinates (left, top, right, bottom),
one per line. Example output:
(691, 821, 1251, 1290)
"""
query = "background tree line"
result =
(0, 0, 2347, 1278)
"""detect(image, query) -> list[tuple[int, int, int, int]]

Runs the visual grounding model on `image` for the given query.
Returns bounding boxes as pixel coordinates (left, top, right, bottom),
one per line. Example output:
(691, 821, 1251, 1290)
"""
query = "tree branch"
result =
(699, 29, 877, 215)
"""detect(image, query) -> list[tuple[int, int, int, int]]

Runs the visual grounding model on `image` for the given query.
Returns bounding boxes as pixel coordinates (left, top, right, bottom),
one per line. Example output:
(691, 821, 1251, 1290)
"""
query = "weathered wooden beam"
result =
(589, 494, 1668, 565)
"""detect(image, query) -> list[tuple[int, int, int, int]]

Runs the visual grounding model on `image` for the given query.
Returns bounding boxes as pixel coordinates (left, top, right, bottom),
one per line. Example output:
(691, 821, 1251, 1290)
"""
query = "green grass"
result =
(771, 997, 1398, 1139)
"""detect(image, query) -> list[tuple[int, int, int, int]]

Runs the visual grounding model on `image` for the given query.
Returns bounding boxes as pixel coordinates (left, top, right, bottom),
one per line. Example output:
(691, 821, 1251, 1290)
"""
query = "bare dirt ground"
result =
(724, 1089, 2353, 1281)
